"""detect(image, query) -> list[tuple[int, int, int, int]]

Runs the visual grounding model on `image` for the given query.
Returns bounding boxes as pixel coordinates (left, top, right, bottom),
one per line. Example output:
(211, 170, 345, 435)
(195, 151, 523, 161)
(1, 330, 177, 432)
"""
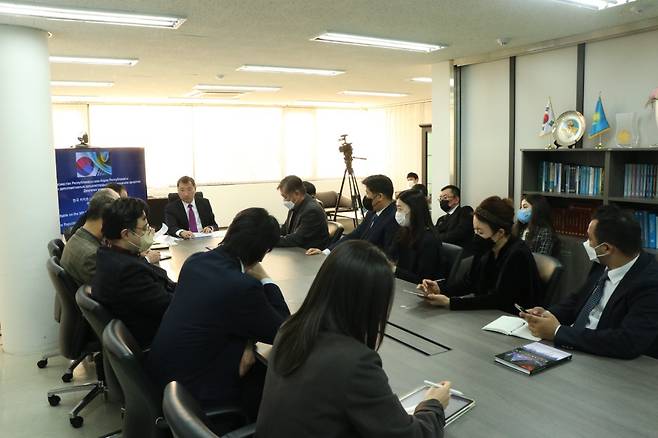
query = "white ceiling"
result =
(1, 0, 657, 106)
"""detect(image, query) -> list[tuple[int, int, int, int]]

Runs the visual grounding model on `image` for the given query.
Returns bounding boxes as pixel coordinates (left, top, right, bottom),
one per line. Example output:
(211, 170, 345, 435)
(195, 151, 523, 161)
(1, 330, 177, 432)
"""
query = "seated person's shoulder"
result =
(461, 205, 474, 214)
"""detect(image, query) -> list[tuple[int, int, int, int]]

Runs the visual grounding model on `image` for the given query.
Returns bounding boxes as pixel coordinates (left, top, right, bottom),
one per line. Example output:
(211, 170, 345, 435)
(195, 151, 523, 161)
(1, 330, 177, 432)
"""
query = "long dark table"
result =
(159, 237, 658, 438)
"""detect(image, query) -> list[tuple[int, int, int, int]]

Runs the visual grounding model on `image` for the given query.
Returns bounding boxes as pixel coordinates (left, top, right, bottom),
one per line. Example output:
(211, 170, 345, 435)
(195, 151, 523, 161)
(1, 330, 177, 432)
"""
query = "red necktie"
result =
(187, 204, 199, 232)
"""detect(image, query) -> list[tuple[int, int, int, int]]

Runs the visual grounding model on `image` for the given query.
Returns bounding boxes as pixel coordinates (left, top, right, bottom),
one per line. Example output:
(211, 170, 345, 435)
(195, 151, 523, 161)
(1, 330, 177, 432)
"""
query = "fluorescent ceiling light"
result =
(312, 32, 445, 53)
(49, 56, 138, 66)
(551, 0, 636, 10)
(51, 80, 114, 87)
(51, 95, 253, 105)
(293, 100, 362, 108)
(411, 77, 432, 83)
(0, 2, 185, 28)
(237, 65, 344, 76)
(194, 84, 281, 92)
(340, 90, 409, 97)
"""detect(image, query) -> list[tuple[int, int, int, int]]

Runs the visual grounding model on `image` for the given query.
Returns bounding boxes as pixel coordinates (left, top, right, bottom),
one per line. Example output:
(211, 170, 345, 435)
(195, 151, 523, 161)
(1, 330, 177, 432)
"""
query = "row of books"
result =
(538, 161, 604, 196)
(552, 205, 597, 238)
(624, 164, 658, 199)
(634, 210, 658, 249)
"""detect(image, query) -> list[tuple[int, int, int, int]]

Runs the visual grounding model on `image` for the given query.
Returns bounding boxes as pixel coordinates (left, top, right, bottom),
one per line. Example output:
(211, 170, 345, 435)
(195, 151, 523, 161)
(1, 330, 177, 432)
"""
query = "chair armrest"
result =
(205, 405, 249, 424)
(222, 423, 256, 438)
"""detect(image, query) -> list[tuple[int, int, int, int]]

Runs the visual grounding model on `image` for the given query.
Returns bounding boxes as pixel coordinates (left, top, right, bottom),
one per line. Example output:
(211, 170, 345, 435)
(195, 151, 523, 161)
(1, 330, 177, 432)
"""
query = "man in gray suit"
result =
(276, 175, 329, 250)
(61, 188, 120, 285)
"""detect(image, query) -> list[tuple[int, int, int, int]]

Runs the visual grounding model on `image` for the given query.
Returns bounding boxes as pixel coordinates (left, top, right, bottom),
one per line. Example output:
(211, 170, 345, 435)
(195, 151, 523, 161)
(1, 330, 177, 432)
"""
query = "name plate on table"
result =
(385, 323, 449, 356)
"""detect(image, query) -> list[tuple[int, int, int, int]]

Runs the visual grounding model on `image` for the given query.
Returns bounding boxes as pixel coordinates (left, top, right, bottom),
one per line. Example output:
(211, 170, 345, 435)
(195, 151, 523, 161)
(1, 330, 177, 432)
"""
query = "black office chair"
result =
(163, 382, 255, 438)
(48, 238, 65, 259)
(167, 192, 204, 203)
(446, 256, 473, 291)
(38, 239, 67, 369)
(532, 253, 564, 306)
(45, 257, 107, 428)
(327, 221, 344, 246)
(439, 243, 463, 283)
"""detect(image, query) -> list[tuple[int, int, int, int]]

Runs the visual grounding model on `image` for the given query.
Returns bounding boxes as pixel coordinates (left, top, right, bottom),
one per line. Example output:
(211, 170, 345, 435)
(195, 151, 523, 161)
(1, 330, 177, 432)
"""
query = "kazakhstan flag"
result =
(589, 96, 610, 138)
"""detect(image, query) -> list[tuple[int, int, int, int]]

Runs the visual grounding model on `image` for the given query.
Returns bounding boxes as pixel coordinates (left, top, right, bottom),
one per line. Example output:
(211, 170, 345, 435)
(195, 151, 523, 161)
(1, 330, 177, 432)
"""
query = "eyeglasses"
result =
(439, 195, 454, 201)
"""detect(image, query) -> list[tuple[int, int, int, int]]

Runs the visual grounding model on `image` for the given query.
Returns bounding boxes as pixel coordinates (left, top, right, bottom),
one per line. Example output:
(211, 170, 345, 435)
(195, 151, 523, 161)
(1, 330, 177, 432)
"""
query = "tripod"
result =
(334, 134, 364, 227)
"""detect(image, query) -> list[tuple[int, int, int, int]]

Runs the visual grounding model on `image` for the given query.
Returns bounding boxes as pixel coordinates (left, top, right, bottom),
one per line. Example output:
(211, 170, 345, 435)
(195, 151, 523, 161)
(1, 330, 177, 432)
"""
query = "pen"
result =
(423, 380, 464, 396)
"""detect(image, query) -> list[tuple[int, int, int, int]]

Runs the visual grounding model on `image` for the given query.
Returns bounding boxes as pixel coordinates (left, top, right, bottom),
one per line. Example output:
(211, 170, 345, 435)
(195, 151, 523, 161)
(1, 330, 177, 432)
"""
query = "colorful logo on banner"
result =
(75, 151, 112, 177)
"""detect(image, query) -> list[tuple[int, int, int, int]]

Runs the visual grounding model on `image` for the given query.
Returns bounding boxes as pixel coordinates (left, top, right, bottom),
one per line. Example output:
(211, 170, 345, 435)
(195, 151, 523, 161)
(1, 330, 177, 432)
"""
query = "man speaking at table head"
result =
(165, 175, 219, 239)
(276, 175, 329, 250)
(521, 205, 658, 359)
(147, 207, 290, 425)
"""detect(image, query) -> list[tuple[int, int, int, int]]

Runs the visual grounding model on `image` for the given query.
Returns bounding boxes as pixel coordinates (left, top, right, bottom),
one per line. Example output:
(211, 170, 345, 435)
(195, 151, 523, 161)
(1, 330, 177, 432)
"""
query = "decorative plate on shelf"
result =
(554, 111, 586, 147)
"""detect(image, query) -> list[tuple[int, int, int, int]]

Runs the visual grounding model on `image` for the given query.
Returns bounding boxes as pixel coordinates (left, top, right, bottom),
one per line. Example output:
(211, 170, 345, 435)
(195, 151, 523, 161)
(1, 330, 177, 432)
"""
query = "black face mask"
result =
(471, 234, 496, 255)
(440, 200, 451, 213)
(362, 196, 373, 211)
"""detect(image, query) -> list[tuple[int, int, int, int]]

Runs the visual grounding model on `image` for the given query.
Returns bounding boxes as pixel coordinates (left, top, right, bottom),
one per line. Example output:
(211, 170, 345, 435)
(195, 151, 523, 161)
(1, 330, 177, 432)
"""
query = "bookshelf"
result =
(522, 147, 658, 252)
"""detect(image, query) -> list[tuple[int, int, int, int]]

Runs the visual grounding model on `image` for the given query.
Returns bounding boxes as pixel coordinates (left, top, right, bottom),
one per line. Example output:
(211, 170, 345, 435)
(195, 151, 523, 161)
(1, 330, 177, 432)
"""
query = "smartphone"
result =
(514, 303, 528, 313)
(159, 255, 172, 261)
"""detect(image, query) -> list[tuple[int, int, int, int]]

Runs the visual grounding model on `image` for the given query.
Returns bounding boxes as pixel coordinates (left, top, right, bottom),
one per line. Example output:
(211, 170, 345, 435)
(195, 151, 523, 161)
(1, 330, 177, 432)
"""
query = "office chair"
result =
(532, 253, 564, 306)
(446, 256, 473, 291)
(167, 192, 205, 203)
(163, 382, 255, 438)
(439, 243, 463, 284)
(45, 257, 107, 428)
(47, 238, 65, 259)
(327, 221, 344, 246)
(38, 239, 67, 369)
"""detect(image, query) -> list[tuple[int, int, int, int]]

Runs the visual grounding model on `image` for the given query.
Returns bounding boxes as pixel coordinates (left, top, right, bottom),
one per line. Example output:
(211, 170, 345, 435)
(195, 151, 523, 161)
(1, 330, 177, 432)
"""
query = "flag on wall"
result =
(589, 96, 610, 138)
(540, 98, 555, 136)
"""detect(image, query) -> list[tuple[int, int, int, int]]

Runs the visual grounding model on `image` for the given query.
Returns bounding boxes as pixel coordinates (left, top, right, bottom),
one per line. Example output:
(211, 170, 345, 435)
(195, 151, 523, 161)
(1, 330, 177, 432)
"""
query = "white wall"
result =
(583, 30, 658, 149)
(430, 61, 454, 222)
(460, 59, 510, 207)
(514, 46, 578, 206)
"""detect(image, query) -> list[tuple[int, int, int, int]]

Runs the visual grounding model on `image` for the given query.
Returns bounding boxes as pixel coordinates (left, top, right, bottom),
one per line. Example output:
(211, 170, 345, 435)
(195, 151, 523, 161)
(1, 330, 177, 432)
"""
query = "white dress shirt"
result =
(177, 199, 203, 237)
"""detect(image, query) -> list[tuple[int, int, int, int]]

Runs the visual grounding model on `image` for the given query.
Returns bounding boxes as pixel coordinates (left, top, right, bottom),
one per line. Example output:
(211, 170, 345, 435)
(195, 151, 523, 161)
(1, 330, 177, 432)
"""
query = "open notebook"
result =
(482, 316, 540, 341)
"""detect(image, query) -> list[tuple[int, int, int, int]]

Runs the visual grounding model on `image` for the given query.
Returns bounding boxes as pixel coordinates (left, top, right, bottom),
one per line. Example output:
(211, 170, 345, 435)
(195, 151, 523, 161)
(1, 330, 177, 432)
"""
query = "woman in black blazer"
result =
(390, 189, 443, 284)
(420, 196, 543, 315)
(257, 240, 451, 438)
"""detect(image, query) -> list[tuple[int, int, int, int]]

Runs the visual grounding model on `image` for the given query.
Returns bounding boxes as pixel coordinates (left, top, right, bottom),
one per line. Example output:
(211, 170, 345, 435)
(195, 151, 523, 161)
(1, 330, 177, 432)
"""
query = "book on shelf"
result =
(624, 164, 658, 199)
(538, 161, 603, 196)
(632, 210, 658, 250)
(552, 204, 596, 238)
(495, 342, 572, 375)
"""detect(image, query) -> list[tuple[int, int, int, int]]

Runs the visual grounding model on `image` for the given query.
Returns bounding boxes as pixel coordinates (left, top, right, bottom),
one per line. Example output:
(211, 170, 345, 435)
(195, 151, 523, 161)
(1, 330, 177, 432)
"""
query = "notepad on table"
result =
(482, 316, 541, 341)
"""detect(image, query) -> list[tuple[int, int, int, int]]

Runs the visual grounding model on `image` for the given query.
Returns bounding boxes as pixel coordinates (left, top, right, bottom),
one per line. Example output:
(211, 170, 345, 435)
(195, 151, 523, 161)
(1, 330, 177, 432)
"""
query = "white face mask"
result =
(583, 240, 608, 263)
(283, 200, 295, 210)
(407, 180, 415, 188)
(395, 211, 410, 227)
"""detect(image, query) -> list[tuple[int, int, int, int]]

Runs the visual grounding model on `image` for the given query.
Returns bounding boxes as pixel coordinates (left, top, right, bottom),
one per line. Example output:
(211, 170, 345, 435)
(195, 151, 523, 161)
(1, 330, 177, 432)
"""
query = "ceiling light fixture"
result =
(340, 90, 409, 97)
(312, 32, 445, 53)
(51, 80, 114, 87)
(193, 84, 281, 92)
(51, 96, 253, 105)
(237, 65, 344, 76)
(0, 2, 185, 28)
(293, 100, 363, 108)
(551, 0, 636, 10)
(49, 56, 138, 66)
(411, 77, 432, 83)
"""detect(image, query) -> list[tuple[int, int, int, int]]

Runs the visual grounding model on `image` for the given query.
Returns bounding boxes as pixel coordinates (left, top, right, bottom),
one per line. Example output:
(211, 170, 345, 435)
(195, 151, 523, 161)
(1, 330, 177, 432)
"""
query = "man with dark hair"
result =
(147, 208, 290, 424)
(522, 205, 658, 359)
(105, 182, 128, 198)
(61, 188, 119, 285)
(93, 197, 176, 348)
(306, 174, 399, 256)
(65, 182, 128, 239)
(435, 185, 474, 249)
(276, 175, 329, 249)
(302, 181, 317, 197)
(406, 172, 419, 188)
(165, 175, 219, 239)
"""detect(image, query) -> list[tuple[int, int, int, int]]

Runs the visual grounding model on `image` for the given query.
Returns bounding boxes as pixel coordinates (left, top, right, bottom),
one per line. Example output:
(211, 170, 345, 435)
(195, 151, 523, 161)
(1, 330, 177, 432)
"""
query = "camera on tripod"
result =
(338, 134, 354, 171)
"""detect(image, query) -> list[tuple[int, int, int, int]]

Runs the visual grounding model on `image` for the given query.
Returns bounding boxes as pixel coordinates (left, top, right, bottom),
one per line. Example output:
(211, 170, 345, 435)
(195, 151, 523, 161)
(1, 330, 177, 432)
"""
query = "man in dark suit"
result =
(435, 185, 474, 249)
(522, 205, 658, 359)
(276, 175, 329, 249)
(147, 208, 290, 423)
(165, 176, 219, 238)
(92, 198, 175, 349)
(306, 174, 399, 256)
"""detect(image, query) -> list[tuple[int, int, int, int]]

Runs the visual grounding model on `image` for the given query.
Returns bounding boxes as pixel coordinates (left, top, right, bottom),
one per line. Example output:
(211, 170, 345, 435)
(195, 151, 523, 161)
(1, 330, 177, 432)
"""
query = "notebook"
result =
(400, 385, 474, 426)
(495, 342, 572, 375)
(482, 316, 540, 341)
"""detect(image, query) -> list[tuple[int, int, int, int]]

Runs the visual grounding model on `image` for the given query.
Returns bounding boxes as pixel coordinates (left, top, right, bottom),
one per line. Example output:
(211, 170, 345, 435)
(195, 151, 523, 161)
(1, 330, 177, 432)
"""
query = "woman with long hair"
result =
(257, 240, 450, 438)
(512, 194, 559, 256)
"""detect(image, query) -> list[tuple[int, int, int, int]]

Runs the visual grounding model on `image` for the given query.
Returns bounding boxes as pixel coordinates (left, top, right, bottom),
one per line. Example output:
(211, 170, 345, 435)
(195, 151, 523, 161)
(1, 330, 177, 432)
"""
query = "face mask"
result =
(583, 240, 609, 263)
(471, 234, 496, 255)
(283, 200, 295, 210)
(516, 208, 532, 224)
(395, 211, 410, 227)
(129, 227, 154, 253)
(362, 196, 373, 211)
(407, 180, 415, 188)
(440, 200, 451, 213)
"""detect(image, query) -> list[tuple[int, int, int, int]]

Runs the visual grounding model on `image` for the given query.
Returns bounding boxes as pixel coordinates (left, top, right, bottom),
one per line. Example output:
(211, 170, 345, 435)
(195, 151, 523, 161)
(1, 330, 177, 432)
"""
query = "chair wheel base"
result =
(48, 395, 61, 406)
(62, 372, 73, 383)
(37, 359, 48, 369)
(70, 416, 83, 428)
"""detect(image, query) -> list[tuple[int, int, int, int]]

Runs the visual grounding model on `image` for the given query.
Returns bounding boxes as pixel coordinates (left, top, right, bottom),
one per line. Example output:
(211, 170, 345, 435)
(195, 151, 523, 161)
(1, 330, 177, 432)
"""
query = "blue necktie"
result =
(572, 270, 609, 329)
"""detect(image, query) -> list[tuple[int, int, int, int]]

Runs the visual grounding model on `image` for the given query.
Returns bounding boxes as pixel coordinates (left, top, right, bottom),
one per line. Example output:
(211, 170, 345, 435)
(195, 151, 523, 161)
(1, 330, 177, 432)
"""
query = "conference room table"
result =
(159, 236, 658, 438)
